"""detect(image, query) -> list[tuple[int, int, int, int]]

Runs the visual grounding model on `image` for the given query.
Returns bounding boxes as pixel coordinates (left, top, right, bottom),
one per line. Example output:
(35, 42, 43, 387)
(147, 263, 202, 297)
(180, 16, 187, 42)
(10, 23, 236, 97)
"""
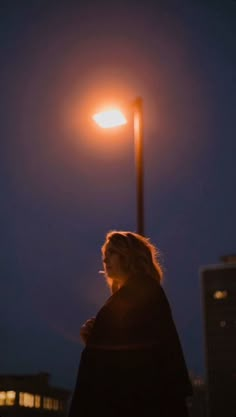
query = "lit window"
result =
(34, 395, 41, 408)
(52, 399, 59, 410)
(0, 392, 6, 406)
(43, 397, 53, 410)
(19, 392, 34, 407)
(213, 290, 228, 300)
(43, 397, 48, 409)
(19, 392, 24, 406)
(193, 377, 203, 386)
(6, 391, 16, 406)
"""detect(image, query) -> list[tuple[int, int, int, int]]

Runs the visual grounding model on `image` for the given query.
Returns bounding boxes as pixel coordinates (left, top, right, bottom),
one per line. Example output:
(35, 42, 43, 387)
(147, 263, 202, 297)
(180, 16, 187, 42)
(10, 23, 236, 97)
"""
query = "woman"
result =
(68, 231, 192, 417)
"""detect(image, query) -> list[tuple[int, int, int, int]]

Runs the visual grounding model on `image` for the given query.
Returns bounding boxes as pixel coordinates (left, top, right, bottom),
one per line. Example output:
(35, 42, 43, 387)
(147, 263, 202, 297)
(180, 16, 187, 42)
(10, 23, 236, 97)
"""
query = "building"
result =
(187, 374, 207, 417)
(201, 255, 236, 417)
(0, 372, 70, 417)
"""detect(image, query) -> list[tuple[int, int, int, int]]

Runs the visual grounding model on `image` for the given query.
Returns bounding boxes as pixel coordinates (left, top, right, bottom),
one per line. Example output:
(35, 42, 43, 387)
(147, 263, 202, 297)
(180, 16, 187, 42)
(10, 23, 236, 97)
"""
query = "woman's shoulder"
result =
(98, 275, 170, 320)
(120, 275, 168, 310)
(128, 274, 164, 298)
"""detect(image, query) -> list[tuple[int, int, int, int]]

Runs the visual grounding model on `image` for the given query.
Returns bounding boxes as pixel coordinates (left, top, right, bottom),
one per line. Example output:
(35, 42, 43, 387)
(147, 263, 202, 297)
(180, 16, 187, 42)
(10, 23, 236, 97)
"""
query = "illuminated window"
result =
(213, 290, 228, 300)
(6, 391, 16, 406)
(19, 392, 24, 406)
(19, 392, 34, 408)
(52, 399, 59, 410)
(193, 377, 203, 386)
(43, 397, 48, 409)
(0, 392, 6, 406)
(43, 397, 53, 410)
(34, 395, 41, 408)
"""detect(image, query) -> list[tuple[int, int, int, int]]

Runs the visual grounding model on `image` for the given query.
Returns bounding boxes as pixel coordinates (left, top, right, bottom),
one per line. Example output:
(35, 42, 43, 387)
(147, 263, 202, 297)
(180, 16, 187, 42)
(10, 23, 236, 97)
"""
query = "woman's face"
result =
(103, 243, 126, 280)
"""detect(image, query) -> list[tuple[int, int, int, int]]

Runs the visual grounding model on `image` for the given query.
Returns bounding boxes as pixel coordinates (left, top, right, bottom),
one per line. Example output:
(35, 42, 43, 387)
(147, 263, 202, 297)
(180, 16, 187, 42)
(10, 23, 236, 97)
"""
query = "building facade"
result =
(0, 372, 70, 417)
(201, 256, 236, 417)
(187, 374, 207, 417)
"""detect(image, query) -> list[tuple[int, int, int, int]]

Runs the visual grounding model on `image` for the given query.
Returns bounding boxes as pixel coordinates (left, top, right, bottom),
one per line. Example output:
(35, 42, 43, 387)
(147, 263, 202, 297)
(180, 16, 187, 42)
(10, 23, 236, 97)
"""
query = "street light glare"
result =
(92, 109, 127, 128)
(91, 97, 144, 235)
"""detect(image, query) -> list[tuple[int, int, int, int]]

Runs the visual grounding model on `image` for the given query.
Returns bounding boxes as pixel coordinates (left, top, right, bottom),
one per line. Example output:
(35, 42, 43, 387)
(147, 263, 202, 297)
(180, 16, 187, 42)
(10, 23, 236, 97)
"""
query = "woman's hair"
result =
(101, 231, 163, 283)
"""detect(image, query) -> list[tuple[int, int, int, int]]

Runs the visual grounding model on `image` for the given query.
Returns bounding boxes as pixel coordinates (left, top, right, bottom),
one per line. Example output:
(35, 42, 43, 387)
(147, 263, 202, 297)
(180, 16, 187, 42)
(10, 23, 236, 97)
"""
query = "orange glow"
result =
(213, 290, 228, 300)
(63, 77, 135, 157)
(92, 109, 127, 128)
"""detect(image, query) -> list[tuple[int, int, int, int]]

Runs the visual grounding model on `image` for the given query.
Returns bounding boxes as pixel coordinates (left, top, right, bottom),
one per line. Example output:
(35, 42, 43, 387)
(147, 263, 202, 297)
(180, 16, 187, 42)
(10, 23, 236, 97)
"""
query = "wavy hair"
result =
(101, 231, 163, 284)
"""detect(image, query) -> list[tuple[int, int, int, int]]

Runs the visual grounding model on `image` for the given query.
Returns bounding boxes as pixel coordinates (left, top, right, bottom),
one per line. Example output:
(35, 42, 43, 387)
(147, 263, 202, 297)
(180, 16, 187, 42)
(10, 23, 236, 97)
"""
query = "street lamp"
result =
(92, 97, 144, 236)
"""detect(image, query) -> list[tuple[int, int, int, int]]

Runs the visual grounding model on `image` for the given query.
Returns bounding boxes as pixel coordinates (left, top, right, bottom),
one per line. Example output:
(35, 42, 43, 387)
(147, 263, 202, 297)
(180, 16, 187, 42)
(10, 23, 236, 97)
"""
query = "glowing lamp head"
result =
(92, 109, 127, 128)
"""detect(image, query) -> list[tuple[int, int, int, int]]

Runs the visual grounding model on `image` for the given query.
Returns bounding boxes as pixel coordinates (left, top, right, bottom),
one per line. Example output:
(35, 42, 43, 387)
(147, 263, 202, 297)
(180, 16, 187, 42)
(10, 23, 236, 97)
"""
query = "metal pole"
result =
(133, 97, 144, 236)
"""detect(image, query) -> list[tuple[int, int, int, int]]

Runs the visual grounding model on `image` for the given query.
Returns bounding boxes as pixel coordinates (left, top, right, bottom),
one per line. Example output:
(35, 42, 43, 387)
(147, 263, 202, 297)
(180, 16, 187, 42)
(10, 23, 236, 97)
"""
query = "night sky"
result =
(1, 0, 235, 390)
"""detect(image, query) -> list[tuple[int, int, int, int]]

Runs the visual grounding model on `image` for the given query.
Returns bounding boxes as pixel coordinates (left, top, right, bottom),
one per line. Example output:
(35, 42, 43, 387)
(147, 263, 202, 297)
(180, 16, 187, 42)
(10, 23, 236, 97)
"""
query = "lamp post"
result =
(92, 96, 144, 236)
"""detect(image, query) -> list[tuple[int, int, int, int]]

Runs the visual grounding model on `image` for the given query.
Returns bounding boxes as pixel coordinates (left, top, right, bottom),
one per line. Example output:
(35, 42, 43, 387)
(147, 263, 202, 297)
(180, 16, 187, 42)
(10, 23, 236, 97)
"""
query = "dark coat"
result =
(68, 276, 192, 417)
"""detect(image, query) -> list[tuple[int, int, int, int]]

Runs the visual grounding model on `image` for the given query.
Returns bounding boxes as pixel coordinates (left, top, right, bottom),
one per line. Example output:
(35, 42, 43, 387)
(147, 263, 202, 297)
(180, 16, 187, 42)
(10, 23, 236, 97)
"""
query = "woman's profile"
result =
(68, 231, 192, 417)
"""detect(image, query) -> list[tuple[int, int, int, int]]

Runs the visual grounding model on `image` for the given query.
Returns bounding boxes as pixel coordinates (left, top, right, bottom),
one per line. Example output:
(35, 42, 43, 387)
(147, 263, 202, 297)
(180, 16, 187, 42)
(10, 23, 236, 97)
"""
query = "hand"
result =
(80, 317, 96, 345)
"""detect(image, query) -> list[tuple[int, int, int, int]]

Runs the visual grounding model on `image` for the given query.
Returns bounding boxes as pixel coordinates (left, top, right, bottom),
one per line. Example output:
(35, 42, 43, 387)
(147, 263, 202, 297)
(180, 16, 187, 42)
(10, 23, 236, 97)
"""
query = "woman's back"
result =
(68, 275, 192, 417)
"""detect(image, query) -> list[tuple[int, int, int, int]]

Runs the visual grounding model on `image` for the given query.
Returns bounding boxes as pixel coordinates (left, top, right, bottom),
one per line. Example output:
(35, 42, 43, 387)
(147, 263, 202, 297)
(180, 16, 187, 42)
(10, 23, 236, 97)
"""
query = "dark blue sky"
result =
(1, 0, 236, 390)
